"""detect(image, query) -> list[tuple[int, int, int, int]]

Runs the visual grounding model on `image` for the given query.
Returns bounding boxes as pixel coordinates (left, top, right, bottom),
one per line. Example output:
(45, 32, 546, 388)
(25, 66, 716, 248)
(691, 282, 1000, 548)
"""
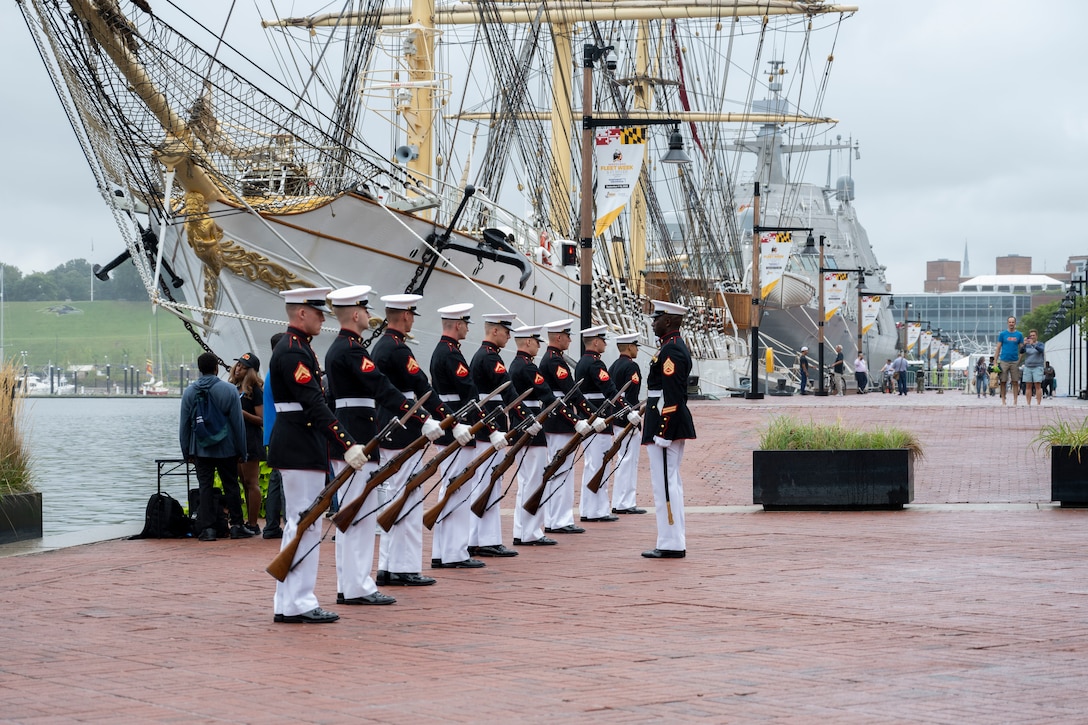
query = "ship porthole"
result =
(498, 275, 505, 284)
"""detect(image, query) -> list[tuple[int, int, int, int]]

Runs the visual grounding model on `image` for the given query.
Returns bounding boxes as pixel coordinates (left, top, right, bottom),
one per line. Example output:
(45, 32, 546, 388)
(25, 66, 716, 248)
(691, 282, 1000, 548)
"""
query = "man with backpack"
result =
(179, 351, 249, 542)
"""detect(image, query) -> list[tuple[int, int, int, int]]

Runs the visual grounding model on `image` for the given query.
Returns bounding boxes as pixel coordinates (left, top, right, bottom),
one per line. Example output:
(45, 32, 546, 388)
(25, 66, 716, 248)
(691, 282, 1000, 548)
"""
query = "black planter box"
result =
(0, 491, 43, 544)
(1051, 446, 1088, 507)
(753, 449, 914, 510)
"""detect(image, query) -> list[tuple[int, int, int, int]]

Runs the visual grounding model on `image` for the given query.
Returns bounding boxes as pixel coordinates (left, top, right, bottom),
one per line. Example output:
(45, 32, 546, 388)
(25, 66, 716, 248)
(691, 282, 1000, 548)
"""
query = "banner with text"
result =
(823, 272, 849, 321)
(594, 127, 645, 237)
(759, 231, 795, 299)
(919, 329, 933, 357)
(907, 322, 921, 354)
(861, 295, 882, 335)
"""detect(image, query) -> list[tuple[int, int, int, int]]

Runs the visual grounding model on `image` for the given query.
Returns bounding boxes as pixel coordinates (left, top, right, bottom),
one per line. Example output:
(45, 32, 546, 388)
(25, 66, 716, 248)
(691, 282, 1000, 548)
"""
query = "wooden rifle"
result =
(468, 383, 582, 518)
(373, 382, 514, 532)
(265, 395, 428, 582)
(586, 401, 646, 493)
(522, 380, 634, 516)
(419, 387, 534, 529)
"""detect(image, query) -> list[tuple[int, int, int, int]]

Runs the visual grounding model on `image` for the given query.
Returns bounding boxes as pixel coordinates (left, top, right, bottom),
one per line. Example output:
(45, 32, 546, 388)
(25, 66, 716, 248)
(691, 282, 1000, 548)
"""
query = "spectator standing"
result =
(880, 359, 894, 393)
(1020, 330, 1045, 406)
(832, 345, 846, 395)
(179, 352, 249, 542)
(974, 357, 988, 398)
(798, 346, 810, 395)
(261, 333, 286, 539)
(892, 352, 909, 396)
(1043, 361, 1057, 398)
(230, 352, 264, 536)
(995, 316, 1024, 406)
(853, 352, 868, 394)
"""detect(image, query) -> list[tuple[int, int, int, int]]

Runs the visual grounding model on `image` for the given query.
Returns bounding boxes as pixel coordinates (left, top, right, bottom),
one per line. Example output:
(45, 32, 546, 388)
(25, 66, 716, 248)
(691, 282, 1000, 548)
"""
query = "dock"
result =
(3, 392, 1087, 722)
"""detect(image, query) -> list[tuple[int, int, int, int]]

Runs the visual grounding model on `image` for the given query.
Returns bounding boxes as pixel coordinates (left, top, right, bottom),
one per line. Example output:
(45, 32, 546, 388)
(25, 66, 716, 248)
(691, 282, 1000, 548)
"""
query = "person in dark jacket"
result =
(179, 351, 248, 542)
(609, 332, 646, 515)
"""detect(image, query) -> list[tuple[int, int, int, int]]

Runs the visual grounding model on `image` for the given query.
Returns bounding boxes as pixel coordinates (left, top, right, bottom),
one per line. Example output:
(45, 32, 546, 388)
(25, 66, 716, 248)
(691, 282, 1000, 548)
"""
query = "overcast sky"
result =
(2, 1, 1086, 294)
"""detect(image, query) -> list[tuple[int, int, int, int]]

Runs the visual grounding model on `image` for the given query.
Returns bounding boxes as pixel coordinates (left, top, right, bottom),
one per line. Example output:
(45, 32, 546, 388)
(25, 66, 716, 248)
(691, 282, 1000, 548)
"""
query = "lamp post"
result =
(578, 42, 690, 350)
(803, 235, 869, 397)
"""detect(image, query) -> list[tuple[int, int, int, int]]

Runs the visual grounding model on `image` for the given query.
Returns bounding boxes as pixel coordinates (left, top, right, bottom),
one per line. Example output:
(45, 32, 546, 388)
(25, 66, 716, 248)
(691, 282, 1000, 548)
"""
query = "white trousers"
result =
(331, 459, 380, 599)
(513, 447, 547, 542)
(469, 448, 503, 547)
(610, 431, 641, 511)
(377, 448, 425, 574)
(430, 445, 475, 564)
(543, 432, 577, 528)
(273, 468, 325, 617)
(646, 441, 686, 551)
(579, 432, 613, 519)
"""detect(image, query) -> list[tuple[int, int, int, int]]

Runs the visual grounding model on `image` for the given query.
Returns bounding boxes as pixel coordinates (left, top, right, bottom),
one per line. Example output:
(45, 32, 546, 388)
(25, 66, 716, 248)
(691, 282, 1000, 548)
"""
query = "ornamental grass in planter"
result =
(0, 361, 41, 543)
(1032, 417, 1088, 507)
(753, 415, 923, 510)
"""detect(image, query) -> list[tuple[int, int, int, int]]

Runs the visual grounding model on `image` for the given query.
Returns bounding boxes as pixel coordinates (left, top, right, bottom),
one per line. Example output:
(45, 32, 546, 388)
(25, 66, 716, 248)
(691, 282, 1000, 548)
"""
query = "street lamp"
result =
(804, 234, 869, 396)
(578, 42, 691, 349)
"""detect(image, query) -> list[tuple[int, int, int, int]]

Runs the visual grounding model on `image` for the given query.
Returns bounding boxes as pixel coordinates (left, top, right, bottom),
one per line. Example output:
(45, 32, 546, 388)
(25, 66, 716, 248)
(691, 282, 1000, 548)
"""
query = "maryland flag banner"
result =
(938, 342, 949, 365)
(861, 295, 882, 335)
(906, 322, 921, 354)
(759, 231, 794, 298)
(823, 272, 849, 321)
(593, 127, 645, 237)
(919, 329, 933, 357)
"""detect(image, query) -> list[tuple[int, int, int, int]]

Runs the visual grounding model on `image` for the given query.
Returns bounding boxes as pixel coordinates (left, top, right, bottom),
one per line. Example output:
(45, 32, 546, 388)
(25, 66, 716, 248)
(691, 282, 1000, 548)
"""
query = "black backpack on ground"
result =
(130, 492, 191, 539)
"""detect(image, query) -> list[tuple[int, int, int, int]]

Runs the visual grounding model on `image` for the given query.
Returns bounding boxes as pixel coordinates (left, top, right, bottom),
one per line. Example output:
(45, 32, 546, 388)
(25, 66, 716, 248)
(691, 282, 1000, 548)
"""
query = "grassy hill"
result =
(4, 300, 205, 385)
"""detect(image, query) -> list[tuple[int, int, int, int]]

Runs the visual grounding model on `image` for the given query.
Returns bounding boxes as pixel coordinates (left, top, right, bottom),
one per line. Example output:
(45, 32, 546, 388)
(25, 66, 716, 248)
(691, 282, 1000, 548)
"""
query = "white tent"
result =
(1042, 326, 1087, 398)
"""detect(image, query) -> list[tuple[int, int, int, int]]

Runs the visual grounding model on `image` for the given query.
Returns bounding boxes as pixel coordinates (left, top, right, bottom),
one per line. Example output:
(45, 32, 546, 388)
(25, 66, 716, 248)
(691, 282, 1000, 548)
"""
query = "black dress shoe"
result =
(229, 525, 254, 539)
(382, 572, 436, 586)
(262, 526, 284, 539)
(612, 507, 647, 515)
(337, 592, 396, 605)
(641, 548, 686, 559)
(198, 527, 217, 542)
(273, 607, 340, 623)
(439, 559, 486, 569)
(544, 524, 585, 534)
(473, 544, 519, 557)
(580, 514, 619, 522)
(513, 537, 558, 546)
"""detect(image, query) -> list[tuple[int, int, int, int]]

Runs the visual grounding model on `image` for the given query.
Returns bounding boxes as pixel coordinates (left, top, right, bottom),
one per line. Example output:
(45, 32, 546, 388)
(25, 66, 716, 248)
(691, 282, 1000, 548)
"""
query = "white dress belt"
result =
(398, 391, 415, 400)
(335, 397, 375, 409)
(522, 400, 542, 408)
(438, 393, 461, 402)
(274, 402, 303, 412)
(584, 392, 606, 400)
(646, 389, 662, 397)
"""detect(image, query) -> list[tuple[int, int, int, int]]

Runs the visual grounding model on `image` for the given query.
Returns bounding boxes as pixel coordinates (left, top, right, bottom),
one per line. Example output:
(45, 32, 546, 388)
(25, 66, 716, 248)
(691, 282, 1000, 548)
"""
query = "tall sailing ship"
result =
(18, 0, 893, 394)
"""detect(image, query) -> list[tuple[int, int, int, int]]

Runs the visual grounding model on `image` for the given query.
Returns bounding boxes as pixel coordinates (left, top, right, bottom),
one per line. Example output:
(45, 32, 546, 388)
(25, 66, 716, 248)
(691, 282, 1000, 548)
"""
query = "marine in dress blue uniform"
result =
(269, 287, 365, 624)
(325, 285, 436, 606)
(608, 332, 646, 515)
(640, 300, 697, 559)
(537, 319, 596, 534)
(370, 294, 461, 586)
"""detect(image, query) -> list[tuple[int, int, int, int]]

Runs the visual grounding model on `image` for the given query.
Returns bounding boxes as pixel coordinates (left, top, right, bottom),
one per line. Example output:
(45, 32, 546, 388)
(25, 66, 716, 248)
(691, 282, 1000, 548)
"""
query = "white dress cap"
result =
(281, 286, 333, 313)
(482, 312, 518, 328)
(328, 285, 373, 308)
(650, 299, 689, 317)
(542, 318, 575, 334)
(579, 324, 608, 339)
(513, 324, 543, 339)
(437, 302, 474, 321)
(614, 332, 640, 345)
(381, 293, 423, 315)
(800, 346, 809, 352)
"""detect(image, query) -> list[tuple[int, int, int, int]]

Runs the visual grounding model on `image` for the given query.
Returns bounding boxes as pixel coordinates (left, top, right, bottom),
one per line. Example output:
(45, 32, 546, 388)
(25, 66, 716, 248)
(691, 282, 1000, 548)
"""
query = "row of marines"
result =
(269, 285, 696, 624)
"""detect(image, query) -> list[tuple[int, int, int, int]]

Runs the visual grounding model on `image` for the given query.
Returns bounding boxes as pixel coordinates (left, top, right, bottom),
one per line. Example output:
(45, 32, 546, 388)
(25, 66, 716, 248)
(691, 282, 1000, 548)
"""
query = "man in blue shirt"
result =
(995, 316, 1024, 406)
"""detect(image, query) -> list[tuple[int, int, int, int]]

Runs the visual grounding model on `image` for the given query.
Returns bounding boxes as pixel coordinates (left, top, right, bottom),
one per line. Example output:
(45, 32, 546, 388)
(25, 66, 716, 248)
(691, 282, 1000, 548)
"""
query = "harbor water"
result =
(21, 397, 182, 535)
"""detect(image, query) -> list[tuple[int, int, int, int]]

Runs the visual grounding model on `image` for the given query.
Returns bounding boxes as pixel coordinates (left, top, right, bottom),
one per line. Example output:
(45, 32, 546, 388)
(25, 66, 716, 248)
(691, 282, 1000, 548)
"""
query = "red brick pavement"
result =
(2, 393, 1088, 723)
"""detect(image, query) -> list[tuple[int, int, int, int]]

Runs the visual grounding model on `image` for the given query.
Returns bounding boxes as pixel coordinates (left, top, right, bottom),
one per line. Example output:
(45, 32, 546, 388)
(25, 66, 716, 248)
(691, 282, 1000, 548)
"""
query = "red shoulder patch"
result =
(455, 363, 469, 378)
(662, 358, 676, 377)
(534, 373, 545, 385)
(360, 358, 375, 373)
(407, 357, 420, 374)
(597, 369, 610, 382)
(494, 361, 507, 374)
(556, 366, 569, 380)
(293, 362, 313, 384)
(632, 372, 640, 384)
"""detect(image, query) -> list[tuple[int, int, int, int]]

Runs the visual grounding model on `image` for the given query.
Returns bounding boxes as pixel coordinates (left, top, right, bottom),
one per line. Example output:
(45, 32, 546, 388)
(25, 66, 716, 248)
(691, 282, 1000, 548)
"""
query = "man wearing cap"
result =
(269, 287, 369, 624)
(468, 311, 534, 558)
(609, 333, 646, 515)
(508, 325, 562, 546)
(798, 346, 811, 395)
(326, 285, 442, 606)
(372, 293, 466, 586)
(427, 303, 494, 570)
(576, 325, 642, 523)
(538, 319, 599, 535)
(642, 300, 696, 559)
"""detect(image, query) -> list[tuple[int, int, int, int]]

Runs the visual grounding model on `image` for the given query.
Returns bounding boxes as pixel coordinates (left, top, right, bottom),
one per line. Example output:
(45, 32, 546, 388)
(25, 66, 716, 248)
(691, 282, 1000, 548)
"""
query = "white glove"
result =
(453, 423, 473, 446)
(344, 444, 368, 470)
(627, 411, 642, 427)
(489, 429, 509, 451)
(421, 417, 443, 441)
(653, 436, 670, 449)
(526, 421, 543, 437)
(592, 417, 607, 433)
(574, 419, 592, 436)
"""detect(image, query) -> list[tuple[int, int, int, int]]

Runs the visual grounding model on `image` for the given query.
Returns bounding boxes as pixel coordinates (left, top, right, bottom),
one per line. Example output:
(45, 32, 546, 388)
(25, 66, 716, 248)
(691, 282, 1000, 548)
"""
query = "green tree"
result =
(15, 272, 60, 301)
